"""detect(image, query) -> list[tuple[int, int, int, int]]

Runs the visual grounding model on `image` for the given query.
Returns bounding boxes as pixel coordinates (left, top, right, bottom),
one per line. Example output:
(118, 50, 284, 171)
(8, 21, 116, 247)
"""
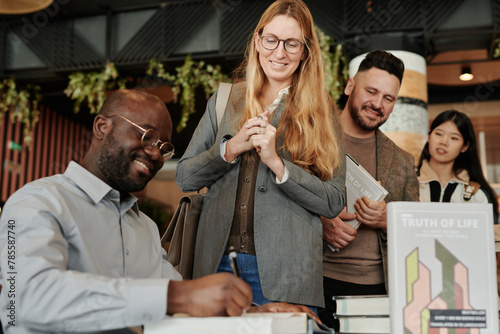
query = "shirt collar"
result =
(64, 161, 140, 215)
(419, 160, 469, 185)
(267, 86, 290, 114)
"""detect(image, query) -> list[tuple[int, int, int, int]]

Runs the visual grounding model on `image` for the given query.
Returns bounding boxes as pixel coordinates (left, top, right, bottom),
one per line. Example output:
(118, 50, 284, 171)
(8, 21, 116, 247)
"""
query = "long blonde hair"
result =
(233, 0, 343, 180)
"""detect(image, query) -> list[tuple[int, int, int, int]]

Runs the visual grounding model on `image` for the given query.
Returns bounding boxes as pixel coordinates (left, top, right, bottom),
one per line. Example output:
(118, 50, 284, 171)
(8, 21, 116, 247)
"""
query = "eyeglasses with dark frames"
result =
(107, 113, 175, 161)
(259, 35, 305, 54)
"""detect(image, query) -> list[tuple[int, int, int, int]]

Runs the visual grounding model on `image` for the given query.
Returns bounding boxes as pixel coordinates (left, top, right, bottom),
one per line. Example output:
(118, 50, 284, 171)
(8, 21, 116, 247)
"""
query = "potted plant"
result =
(64, 61, 127, 115)
(147, 56, 230, 132)
(0, 78, 41, 148)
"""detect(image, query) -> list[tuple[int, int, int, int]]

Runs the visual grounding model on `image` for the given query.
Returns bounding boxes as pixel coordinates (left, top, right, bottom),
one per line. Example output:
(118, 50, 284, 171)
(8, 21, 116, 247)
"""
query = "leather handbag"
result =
(161, 82, 232, 279)
(162, 193, 204, 279)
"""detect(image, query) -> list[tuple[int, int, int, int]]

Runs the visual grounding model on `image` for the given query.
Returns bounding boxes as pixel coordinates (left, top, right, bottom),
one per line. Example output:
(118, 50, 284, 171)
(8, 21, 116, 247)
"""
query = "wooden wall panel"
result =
(47, 110, 56, 177)
(40, 107, 50, 179)
(33, 108, 44, 182)
(1, 114, 14, 202)
(9, 120, 21, 196)
(0, 106, 90, 204)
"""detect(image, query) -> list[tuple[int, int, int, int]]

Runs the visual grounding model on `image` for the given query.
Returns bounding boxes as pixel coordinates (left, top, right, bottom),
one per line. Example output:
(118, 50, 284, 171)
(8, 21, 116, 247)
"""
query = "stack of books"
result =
(333, 295, 389, 334)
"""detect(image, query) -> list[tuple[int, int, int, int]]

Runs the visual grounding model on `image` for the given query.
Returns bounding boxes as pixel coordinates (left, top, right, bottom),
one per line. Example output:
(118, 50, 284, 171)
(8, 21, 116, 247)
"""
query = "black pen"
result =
(228, 249, 261, 307)
(228, 248, 240, 277)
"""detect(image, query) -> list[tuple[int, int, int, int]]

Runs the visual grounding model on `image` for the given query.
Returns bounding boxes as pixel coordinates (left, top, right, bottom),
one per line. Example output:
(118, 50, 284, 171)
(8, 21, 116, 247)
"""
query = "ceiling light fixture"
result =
(0, 0, 53, 14)
(459, 66, 474, 81)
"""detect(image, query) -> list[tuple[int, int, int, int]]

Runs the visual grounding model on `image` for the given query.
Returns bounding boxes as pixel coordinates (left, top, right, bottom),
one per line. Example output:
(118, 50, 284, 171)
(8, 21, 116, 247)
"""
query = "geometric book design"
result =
(403, 240, 482, 334)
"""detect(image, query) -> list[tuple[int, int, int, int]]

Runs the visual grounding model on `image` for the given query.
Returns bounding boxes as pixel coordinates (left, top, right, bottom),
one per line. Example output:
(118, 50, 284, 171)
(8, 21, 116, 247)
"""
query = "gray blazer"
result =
(176, 82, 345, 307)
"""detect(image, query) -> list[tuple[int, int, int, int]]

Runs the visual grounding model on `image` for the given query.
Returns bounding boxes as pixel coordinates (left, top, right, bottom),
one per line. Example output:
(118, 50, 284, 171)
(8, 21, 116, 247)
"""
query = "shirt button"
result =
(258, 185, 267, 193)
(126, 250, 130, 255)
(245, 177, 251, 183)
(241, 204, 247, 211)
(241, 231, 247, 237)
(240, 245, 246, 250)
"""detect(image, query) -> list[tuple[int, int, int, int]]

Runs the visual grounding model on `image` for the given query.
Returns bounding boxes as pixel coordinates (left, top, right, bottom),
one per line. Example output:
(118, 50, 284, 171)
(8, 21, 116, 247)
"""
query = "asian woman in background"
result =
(417, 109, 498, 222)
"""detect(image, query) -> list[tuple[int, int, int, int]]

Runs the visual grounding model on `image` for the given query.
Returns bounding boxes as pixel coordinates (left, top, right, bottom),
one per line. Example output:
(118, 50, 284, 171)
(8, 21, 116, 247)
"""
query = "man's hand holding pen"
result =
(167, 273, 252, 317)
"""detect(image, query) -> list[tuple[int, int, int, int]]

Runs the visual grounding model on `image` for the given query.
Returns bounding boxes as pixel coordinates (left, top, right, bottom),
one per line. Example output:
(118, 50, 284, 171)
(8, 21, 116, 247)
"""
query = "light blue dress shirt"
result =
(0, 161, 182, 333)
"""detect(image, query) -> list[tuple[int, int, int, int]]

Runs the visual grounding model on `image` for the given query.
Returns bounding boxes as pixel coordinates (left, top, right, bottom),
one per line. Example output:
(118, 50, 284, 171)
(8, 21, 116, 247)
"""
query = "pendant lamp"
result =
(0, 0, 54, 14)
(459, 66, 474, 81)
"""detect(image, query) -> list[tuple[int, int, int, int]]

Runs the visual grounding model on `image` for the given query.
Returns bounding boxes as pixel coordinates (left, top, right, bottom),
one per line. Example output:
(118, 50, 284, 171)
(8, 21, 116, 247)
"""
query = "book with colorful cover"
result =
(387, 202, 498, 333)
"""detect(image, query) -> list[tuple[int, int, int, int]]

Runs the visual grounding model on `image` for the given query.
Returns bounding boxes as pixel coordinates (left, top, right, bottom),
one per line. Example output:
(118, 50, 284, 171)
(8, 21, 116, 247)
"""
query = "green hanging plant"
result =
(0, 78, 42, 148)
(65, 61, 127, 114)
(494, 37, 500, 58)
(316, 26, 348, 104)
(147, 55, 230, 133)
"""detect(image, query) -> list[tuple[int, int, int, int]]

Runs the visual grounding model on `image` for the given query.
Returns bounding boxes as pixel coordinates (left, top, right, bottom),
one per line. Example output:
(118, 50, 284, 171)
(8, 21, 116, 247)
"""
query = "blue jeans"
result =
(217, 253, 318, 315)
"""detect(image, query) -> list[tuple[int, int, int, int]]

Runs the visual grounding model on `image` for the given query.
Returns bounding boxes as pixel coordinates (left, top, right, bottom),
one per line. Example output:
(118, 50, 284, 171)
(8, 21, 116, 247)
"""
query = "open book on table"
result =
(143, 312, 334, 334)
(327, 154, 388, 253)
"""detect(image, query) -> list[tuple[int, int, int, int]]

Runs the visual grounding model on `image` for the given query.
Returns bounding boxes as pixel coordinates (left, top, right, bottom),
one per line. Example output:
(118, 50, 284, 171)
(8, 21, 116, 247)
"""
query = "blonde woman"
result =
(176, 0, 345, 312)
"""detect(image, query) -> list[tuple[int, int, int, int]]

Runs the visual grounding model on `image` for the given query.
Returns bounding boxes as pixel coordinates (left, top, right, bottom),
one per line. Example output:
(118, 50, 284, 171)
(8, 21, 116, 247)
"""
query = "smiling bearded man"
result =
(319, 50, 420, 331)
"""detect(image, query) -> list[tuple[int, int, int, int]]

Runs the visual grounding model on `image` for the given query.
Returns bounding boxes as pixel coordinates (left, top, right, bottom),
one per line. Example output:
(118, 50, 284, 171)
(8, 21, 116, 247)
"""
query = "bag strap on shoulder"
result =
(464, 181, 481, 201)
(469, 181, 481, 195)
(215, 82, 232, 127)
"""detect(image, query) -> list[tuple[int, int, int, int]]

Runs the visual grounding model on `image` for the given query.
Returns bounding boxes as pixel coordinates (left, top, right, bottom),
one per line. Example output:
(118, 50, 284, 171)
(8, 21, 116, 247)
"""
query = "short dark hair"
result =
(357, 50, 405, 84)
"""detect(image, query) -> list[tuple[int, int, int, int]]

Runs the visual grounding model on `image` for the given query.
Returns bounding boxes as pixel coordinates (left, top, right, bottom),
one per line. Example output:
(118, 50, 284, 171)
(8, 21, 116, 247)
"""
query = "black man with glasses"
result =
(0, 89, 257, 333)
